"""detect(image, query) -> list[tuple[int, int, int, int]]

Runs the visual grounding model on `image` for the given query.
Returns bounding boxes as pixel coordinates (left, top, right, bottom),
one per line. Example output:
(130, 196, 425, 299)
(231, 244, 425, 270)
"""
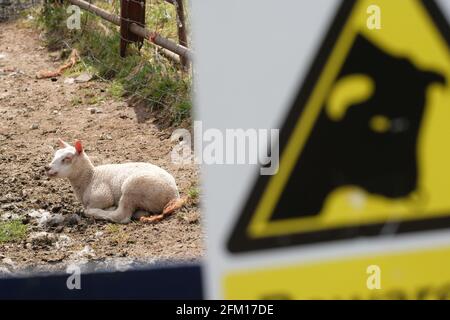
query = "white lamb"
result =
(45, 139, 184, 224)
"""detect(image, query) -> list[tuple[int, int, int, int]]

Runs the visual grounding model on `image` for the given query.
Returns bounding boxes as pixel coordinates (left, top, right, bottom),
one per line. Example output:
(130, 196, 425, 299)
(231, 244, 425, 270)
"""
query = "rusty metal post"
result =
(120, 0, 146, 57)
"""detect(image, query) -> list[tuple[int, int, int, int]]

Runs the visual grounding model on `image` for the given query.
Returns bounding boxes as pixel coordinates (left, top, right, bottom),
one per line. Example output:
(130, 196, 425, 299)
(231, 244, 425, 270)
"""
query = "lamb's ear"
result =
(58, 138, 69, 148)
(74, 140, 83, 154)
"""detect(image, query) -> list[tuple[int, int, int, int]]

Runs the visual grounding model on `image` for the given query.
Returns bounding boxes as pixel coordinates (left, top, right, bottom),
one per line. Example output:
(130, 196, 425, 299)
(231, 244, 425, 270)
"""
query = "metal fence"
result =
(66, 0, 191, 68)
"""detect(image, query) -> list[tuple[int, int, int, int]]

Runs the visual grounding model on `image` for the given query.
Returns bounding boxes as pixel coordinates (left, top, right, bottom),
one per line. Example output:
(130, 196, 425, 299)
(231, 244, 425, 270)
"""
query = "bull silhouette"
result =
(271, 34, 446, 220)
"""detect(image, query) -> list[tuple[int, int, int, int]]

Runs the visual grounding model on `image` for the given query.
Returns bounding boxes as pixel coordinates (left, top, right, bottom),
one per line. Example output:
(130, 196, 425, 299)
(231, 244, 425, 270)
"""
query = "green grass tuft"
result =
(0, 220, 27, 243)
(188, 187, 200, 200)
(106, 223, 120, 233)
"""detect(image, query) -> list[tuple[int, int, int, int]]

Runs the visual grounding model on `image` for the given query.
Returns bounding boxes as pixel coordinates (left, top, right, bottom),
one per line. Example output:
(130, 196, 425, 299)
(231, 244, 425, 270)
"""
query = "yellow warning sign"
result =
(224, 245, 450, 299)
(228, 0, 450, 253)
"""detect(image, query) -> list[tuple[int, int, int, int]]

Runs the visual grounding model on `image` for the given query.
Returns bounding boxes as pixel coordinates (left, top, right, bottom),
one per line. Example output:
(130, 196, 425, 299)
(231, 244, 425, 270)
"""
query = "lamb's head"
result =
(45, 139, 86, 179)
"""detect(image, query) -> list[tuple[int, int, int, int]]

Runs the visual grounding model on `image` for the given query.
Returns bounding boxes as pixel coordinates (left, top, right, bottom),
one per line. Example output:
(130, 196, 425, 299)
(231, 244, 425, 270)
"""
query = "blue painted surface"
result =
(0, 263, 203, 299)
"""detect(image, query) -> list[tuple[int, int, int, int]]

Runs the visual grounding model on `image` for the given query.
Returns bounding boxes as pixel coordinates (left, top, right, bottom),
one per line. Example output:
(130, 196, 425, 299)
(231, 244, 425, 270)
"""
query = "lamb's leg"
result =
(85, 194, 134, 224)
(139, 196, 187, 223)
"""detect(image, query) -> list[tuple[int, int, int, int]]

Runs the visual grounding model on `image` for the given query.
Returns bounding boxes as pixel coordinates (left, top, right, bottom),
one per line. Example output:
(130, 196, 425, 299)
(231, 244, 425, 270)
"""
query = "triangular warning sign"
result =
(228, 0, 450, 253)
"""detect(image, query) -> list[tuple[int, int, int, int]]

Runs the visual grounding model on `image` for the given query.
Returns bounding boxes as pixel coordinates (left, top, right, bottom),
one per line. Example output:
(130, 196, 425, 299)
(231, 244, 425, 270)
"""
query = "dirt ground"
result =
(0, 20, 204, 275)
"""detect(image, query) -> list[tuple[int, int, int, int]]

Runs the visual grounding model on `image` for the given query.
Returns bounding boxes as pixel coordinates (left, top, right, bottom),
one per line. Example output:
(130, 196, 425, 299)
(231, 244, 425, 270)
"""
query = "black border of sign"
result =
(227, 0, 450, 254)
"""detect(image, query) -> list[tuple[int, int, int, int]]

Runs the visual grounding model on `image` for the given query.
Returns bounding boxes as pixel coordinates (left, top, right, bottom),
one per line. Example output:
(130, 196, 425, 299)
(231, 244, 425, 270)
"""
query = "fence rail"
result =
(66, 0, 192, 66)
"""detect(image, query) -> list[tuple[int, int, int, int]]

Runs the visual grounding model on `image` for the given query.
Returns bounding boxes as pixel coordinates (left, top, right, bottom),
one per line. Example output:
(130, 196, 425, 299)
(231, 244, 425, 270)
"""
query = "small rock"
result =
(27, 232, 57, 247)
(1, 203, 17, 211)
(88, 107, 103, 114)
(27, 209, 47, 219)
(94, 231, 104, 238)
(0, 212, 20, 221)
(99, 133, 112, 140)
(75, 73, 93, 83)
(64, 77, 75, 84)
(36, 211, 52, 227)
(2, 258, 15, 267)
(64, 214, 81, 226)
(70, 245, 95, 262)
(30, 123, 39, 130)
(42, 214, 65, 228)
(55, 234, 72, 249)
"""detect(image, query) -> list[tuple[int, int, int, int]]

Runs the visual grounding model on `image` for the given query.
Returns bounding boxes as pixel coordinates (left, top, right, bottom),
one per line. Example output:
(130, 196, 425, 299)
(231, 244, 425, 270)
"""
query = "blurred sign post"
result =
(193, 0, 450, 299)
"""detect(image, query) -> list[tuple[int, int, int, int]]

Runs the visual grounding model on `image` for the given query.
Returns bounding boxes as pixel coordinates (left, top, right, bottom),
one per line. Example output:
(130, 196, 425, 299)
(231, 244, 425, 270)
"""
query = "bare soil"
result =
(0, 20, 203, 275)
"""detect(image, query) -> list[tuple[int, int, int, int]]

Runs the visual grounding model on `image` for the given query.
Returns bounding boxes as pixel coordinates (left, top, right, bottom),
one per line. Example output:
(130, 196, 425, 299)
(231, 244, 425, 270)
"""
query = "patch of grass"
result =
(106, 223, 120, 233)
(188, 187, 200, 200)
(0, 220, 27, 243)
(174, 100, 192, 124)
(70, 96, 83, 106)
(31, 0, 192, 124)
(85, 94, 104, 105)
(105, 224, 131, 244)
(109, 80, 126, 98)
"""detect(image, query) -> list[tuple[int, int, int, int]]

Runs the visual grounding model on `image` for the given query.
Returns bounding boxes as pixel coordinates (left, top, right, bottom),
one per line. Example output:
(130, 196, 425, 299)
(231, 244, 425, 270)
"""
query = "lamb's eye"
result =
(63, 157, 72, 163)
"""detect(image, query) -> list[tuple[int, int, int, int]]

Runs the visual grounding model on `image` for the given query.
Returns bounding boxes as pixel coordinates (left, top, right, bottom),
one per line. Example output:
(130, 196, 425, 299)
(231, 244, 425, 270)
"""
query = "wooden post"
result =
(120, 0, 145, 57)
(174, 0, 188, 68)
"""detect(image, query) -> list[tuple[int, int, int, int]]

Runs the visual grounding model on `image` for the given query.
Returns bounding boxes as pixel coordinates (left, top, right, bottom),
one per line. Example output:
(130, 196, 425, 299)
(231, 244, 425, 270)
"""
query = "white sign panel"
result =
(192, 0, 450, 299)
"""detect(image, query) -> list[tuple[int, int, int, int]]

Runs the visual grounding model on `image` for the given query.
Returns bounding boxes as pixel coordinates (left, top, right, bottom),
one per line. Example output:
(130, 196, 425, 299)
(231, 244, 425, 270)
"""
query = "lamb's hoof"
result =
(140, 215, 164, 224)
(133, 210, 148, 220)
(118, 217, 131, 224)
(83, 210, 95, 219)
